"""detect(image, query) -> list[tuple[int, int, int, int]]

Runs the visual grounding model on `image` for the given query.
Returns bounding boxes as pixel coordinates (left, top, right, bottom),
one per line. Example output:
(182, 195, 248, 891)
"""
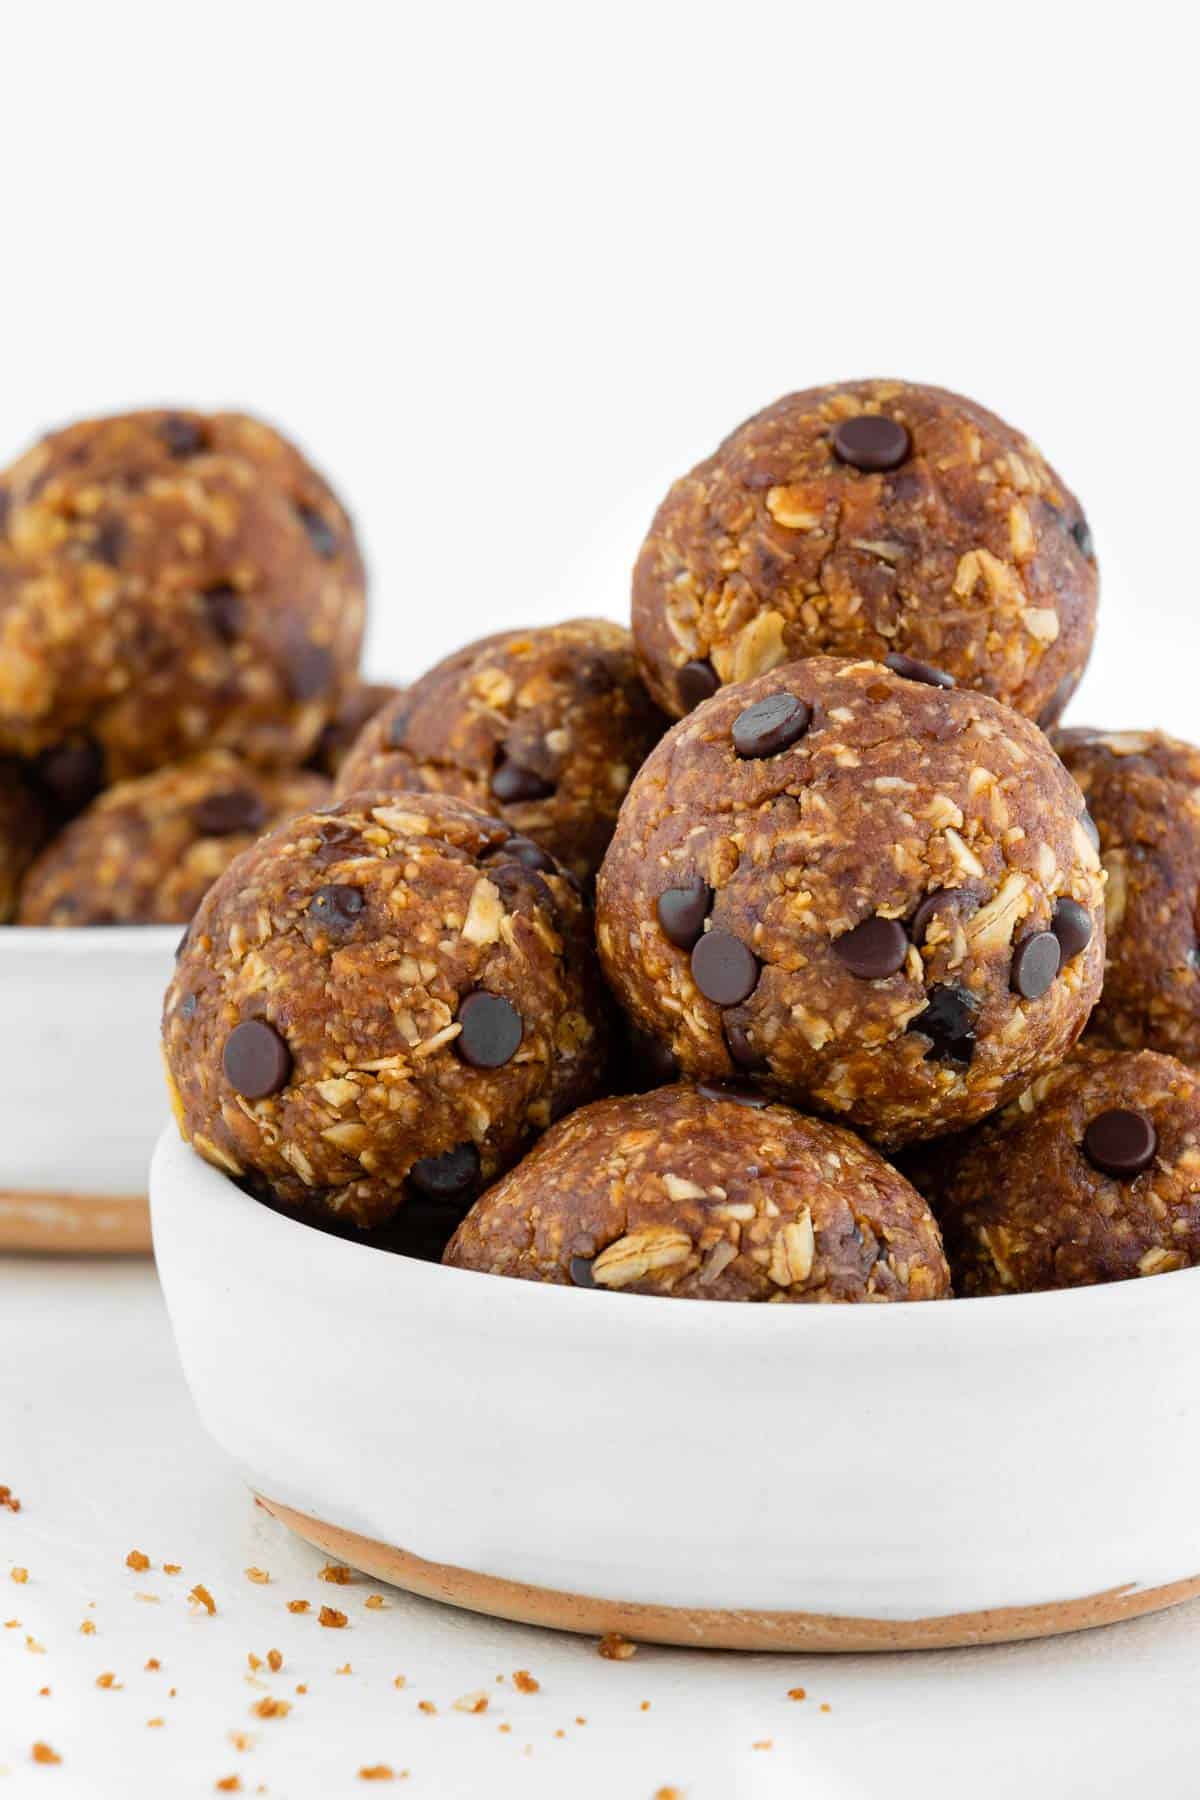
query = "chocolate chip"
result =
(691, 929, 759, 1006)
(285, 641, 334, 702)
(309, 883, 364, 930)
(834, 916, 909, 980)
(202, 584, 242, 643)
(161, 414, 207, 457)
(569, 1255, 597, 1288)
(832, 415, 911, 473)
(491, 759, 555, 804)
(34, 739, 105, 817)
(1083, 1108, 1157, 1177)
(910, 888, 969, 947)
(696, 1078, 769, 1109)
(501, 835, 557, 873)
(1011, 930, 1061, 1000)
(723, 1018, 765, 1068)
(1080, 811, 1100, 851)
(223, 1019, 292, 1098)
(731, 692, 811, 759)
(456, 991, 523, 1068)
(409, 1140, 481, 1200)
(492, 863, 555, 916)
(575, 654, 616, 696)
(1071, 517, 1095, 560)
(91, 517, 125, 565)
(297, 503, 338, 558)
(192, 789, 266, 837)
(677, 659, 719, 712)
(1051, 897, 1093, 961)
(909, 984, 978, 1065)
(883, 653, 955, 690)
(656, 880, 713, 949)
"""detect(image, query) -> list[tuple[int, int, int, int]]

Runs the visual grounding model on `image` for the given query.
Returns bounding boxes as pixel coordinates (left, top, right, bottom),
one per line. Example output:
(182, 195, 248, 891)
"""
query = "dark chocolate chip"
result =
(192, 789, 267, 837)
(309, 883, 365, 929)
(909, 983, 978, 1065)
(492, 863, 555, 916)
(297, 503, 338, 559)
(656, 880, 713, 949)
(409, 1140, 481, 1201)
(1080, 811, 1100, 851)
(883, 653, 955, 690)
(91, 517, 125, 565)
(910, 888, 969, 947)
(456, 990, 523, 1068)
(223, 1019, 292, 1098)
(696, 1078, 769, 1109)
(691, 929, 759, 1006)
(491, 759, 555, 804)
(575, 654, 616, 696)
(161, 415, 206, 457)
(1051, 897, 1093, 961)
(34, 739, 105, 816)
(1011, 930, 1061, 1000)
(724, 1018, 766, 1069)
(1071, 517, 1095, 560)
(202, 583, 242, 643)
(834, 916, 909, 980)
(1083, 1108, 1157, 1177)
(569, 1255, 597, 1288)
(677, 658, 719, 712)
(832, 415, 911, 473)
(285, 641, 334, 702)
(731, 691, 812, 759)
(501, 835, 557, 873)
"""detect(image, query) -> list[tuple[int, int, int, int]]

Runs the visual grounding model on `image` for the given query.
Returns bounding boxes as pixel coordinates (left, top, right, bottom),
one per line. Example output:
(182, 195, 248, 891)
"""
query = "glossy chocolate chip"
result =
(297, 503, 337, 558)
(1071, 517, 1095, 560)
(161, 414, 206, 457)
(691, 929, 759, 1006)
(501, 835, 557, 874)
(491, 759, 555, 804)
(1080, 811, 1100, 851)
(409, 1140, 481, 1200)
(883, 653, 955, 690)
(223, 1019, 292, 1098)
(309, 883, 364, 929)
(1083, 1108, 1157, 1177)
(909, 984, 978, 1065)
(456, 991, 523, 1068)
(202, 583, 242, 643)
(731, 692, 812, 759)
(1051, 897, 1093, 961)
(724, 1018, 766, 1068)
(832, 415, 911, 473)
(677, 658, 719, 712)
(910, 888, 969, 948)
(192, 789, 267, 838)
(91, 517, 125, 566)
(656, 880, 713, 949)
(286, 641, 334, 702)
(1011, 931, 1061, 1000)
(34, 739, 105, 817)
(834, 916, 909, 980)
(569, 1255, 597, 1288)
(697, 1078, 769, 1109)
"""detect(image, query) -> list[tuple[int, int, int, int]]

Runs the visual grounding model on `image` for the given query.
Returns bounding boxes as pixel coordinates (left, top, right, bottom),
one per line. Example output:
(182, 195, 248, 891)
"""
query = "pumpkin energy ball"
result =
(933, 1049, 1200, 1295)
(0, 757, 48, 921)
(0, 409, 366, 780)
(596, 655, 1105, 1148)
(1053, 728, 1200, 1064)
(633, 379, 1097, 726)
(18, 752, 328, 926)
(446, 1082, 950, 1301)
(336, 620, 666, 883)
(163, 791, 610, 1232)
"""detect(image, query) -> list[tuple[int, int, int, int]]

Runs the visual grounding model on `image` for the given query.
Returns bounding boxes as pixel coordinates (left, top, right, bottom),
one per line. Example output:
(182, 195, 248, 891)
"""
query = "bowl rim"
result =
(151, 1123, 1200, 1333)
(0, 923, 181, 955)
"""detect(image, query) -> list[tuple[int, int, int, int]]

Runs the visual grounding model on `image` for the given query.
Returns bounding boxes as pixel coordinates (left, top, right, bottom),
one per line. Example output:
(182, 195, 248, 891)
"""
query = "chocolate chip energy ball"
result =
(18, 752, 328, 926)
(163, 791, 610, 1232)
(0, 758, 48, 921)
(596, 655, 1104, 1148)
(933, 1049, 1200, 1294)
(1053, 729, 1200, 1063)
(446, 1082, 950, 1301)
(633, 380, 1097, 726)
(0, 410, 366, 780)
(336, 621, 666, 882)
(308, 680, 403, 778)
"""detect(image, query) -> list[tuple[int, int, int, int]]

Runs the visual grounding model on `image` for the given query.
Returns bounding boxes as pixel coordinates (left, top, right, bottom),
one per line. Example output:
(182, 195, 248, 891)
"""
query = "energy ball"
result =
(932, 1049, 1200, 1294)
(18, 752, 328, 926)
(163, 791, 610, 1232)
(596, 655, 1105, 1148)
(0, 410, 366, 780)
(336, 620, 666, 883)
(633, 379, 1097, 726)
(445, 1082, 950, 1302)
(1053, 728, 1200, 1063)
(0, 757, 48, 921)
(308, 680, 403, 778)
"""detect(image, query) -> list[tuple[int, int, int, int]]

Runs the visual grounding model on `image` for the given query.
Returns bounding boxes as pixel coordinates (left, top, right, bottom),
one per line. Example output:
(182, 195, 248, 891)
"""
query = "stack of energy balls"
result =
(35, 382, 1198, 1301)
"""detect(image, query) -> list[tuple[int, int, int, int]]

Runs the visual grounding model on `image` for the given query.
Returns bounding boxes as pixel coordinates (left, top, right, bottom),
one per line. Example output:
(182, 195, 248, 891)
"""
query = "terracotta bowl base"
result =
(256, 1496, 1200, 1653)
(0, 1189, 152, 1255)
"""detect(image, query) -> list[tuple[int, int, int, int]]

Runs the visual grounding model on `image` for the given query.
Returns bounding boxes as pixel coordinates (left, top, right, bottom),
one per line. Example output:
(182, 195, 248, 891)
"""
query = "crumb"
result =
(575, 1716, 587, 1726)
(364, 1595, 385, 1610)
(228, 1733, 255, 1752)
(318, 1606, 347, 1629)
(163, 1564, 183, 1576)
(190, 1585, 217, 1616)
(554, 1729, 565, 1739)
(25, 1636, 45, 1654)
(3, 1620, 18, 1629)
(0, 1486, 21, 1513)
(135, 1593, 161, 1605)
(452, 1691, 489, 1714)
(251, 1697, 291, 1720)
(597, 1632, 636, 1661)
(418, 1701, 436, 1716)
(820, 1702, 832, 1714)
(38, 1687, 49, 1697)
(244, 1568, 270, 1584)
(267, 1650, 282, 1673)
(295, 1684, 308, 1695)
(653, 1789, 682, 1800)
(147, 1718, 164, 1729)
(96, 1673, 122, 1690)
(640, 1700, 651, 1712)
(10, 1568, 28, 1584)
(80, 1621, 96, 1636)
(146, 1658, 161, 1671)
(498, 1724, 511, 1734)
(513, 1670, 539, 1695)
(319, 1564, 352, 1585)
(788, 1686, 806, 1701)
(392, 1676, 406, 1690)
(336, 1663, 352, 1676)
(248, 1654, 263, 1672)
(287, 1600, 310, 1614)
(169, 1688, 177, 1697)
(31, 1744, 60, 1766)
(753, 1739, 773, 1750)
(215, 1780, 241, 1794)
(126, 1550, 151, 1572)
(358, 1769, 395, 1783)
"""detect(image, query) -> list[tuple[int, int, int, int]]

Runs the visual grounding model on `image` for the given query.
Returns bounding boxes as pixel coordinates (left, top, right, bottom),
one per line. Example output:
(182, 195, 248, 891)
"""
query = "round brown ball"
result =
(932, 1049, 1200, 1294)
(445, 1081, 950, 1302)
(596, 655, 1105, 1148)
(163, 790, 611, 1232)
(336, 620, 666, 883)
(0, 757, 49, 922)
(18, 752, 328, 926)
(0, 410, 366, 779)
(633, 379, 1097, 726)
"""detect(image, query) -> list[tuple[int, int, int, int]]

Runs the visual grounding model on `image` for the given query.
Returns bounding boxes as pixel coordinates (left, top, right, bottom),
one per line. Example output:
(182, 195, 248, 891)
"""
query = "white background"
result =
(3, 2, 1200, 1795)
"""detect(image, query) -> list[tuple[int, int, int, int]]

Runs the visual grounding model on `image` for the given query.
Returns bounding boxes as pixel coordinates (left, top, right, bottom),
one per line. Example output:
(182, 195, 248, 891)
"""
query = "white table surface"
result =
(2, 1255, 1200, 1799)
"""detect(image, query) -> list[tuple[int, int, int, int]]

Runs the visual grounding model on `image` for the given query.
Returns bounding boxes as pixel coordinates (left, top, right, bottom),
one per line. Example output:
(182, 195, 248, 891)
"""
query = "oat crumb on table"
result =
(452, 1690, 490, 1714)
(597, 1632, 637, 1659)
(788, 1686, 806, 1701)
(145, 1657, 160, 1670)
(95, 1671, 122, 1689)
(318, 1606, 348, 1628)
(319, 1563, 353, 1585)
(287, 1599, 310, 1613)
(215, 1779, 242, 1794)
(336, 1663, 353, 1675)
(31, 1743, 61, 1765)
(189, 1583, 217, 1615)
(364, 1594, 385, 1610)
(244, 1567, 270, 1584)
(0, 1485, 22, 1513)
(9, 1567, 27, 1584)
(146, 1717, 164, 1729)
(267, 1649, 282, 1671)
(512, 1669, 540, 1693)
(163, 1563, 183, 1576)
(125, 1549, 151, 1572)
(79, 1620, 96, 1635)
(251, 1697, 291, 1720)
(358, 1768, 396, 1782)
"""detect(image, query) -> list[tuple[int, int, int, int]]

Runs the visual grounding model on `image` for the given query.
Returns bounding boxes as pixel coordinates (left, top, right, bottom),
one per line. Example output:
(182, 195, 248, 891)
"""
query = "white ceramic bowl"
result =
(0, 927, 177, 1251)
(151, 1124, 1200, 1652)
